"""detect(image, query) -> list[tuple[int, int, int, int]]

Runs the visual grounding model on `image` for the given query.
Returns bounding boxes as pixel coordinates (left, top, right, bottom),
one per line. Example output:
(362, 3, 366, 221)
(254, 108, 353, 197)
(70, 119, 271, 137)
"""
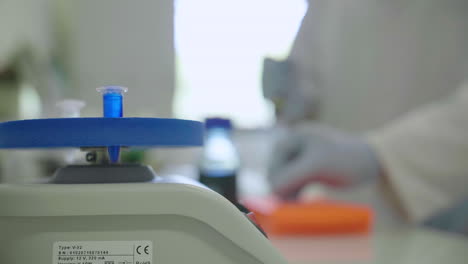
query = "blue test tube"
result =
(97, 86, 128, 163)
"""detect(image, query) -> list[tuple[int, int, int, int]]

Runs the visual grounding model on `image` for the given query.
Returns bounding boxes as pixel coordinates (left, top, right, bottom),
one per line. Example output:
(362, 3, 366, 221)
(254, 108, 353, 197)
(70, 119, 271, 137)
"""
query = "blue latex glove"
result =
(424, 198, 468, 236)
(268, 124, 381, 198)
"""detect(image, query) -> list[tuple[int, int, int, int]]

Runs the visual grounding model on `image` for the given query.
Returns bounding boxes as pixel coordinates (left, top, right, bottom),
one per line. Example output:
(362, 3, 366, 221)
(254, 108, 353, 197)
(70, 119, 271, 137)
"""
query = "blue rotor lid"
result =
(0, 118, 203, 148)
(205, 117, 232, 130)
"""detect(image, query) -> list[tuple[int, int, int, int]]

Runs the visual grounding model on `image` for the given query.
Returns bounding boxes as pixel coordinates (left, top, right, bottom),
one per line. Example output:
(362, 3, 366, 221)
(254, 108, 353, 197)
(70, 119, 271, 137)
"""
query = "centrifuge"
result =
(0, 87, 286, 264)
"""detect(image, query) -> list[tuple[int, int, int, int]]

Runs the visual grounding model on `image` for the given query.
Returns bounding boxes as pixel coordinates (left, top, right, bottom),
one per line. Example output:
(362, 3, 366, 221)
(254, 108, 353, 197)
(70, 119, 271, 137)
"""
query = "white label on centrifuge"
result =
(53, 241, 152, 264)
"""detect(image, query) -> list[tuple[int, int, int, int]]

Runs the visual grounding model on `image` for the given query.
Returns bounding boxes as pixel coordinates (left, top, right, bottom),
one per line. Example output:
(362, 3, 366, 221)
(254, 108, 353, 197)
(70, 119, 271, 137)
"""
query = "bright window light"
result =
(174, 0, 307, 128)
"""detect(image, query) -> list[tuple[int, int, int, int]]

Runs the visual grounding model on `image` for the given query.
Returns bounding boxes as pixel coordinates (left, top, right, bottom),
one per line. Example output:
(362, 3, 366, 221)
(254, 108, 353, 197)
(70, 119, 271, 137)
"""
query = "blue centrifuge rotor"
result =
(0, 117, 203, 149)
(0, 86, 203, 155)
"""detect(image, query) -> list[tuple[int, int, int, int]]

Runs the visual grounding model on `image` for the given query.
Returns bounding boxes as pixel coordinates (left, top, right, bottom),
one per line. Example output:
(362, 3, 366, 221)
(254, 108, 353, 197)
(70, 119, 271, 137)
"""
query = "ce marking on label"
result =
(136, 245, 150, 255)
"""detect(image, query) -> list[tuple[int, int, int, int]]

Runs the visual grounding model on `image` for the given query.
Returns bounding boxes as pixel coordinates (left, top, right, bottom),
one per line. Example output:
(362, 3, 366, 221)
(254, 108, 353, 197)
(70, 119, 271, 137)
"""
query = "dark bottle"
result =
(199, 118, 240, 204)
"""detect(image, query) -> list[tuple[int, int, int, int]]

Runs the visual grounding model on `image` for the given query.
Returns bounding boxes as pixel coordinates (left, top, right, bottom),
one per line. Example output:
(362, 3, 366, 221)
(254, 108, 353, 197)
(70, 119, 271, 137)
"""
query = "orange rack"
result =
(243, 197, 373, 236)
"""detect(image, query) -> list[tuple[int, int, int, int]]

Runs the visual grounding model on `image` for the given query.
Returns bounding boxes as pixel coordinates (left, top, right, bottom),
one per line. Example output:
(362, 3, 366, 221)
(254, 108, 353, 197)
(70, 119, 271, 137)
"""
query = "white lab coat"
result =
(290, 0, 468, 132)
(290, 0, 468, 222)
(369, 86, 468, 222)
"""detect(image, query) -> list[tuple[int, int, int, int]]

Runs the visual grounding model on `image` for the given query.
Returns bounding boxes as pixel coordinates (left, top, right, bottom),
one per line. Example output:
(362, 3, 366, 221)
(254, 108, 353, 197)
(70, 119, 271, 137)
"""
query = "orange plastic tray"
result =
(243, 197, 373, 236)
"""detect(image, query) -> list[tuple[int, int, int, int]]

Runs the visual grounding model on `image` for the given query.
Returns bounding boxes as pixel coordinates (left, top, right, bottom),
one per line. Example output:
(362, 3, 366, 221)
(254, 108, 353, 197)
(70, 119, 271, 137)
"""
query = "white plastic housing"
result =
(0, 182, 286, 264)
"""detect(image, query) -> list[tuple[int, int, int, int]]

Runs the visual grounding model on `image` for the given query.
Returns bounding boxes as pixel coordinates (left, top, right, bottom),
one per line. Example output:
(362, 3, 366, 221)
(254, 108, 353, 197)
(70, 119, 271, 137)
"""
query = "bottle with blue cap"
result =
(199, 117, 240, 204)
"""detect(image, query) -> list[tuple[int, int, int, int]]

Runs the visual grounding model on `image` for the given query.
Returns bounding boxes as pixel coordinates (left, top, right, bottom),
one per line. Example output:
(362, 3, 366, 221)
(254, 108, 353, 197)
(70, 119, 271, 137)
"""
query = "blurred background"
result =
(1, 0, 468, 233)
(0, 0, 307, 183)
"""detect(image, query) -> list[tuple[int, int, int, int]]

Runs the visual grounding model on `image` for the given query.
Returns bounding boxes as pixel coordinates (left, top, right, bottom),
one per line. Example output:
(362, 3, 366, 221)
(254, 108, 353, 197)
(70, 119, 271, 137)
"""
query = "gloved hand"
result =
(268, 124, 381, 198)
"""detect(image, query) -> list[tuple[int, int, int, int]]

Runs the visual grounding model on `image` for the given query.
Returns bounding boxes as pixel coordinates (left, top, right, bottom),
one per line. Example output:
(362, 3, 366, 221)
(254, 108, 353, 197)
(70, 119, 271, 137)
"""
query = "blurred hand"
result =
(268, 124, 381, 198)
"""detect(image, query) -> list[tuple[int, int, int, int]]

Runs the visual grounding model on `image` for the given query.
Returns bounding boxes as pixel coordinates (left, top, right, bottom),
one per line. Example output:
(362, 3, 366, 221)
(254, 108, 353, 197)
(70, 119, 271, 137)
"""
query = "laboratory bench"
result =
(155, 128, 468, 264)
(271, 227, 468, 264)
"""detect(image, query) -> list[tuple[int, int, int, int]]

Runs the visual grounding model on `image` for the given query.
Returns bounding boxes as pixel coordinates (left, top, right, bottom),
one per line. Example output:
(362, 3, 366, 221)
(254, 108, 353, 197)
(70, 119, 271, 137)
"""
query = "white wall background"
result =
(59, 0, 174, 118)
(173, 0, 307, 128)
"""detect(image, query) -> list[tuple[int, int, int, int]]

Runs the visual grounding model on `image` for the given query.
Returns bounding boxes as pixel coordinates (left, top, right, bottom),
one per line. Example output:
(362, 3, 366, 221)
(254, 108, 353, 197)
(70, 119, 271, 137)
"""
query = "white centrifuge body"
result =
(0, 180, 286, 264)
